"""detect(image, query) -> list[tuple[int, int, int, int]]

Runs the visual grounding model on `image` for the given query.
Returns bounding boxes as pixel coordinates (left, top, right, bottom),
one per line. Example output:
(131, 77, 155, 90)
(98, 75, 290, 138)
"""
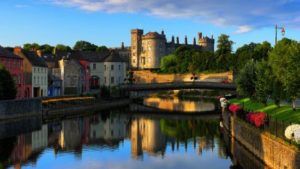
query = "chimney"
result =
(193, 37, 196, 45)
(211, 35, 214, 39)
(14, 47, 22, 54)
(171, 36, 175, 44)
(161, 30, 165, 35)
(198, 32, 203, 39)
(36, 50, 43, 57)
(185, 36, 188, 45)
(176, 37, 179, 44)
(121, 42, 125, 50)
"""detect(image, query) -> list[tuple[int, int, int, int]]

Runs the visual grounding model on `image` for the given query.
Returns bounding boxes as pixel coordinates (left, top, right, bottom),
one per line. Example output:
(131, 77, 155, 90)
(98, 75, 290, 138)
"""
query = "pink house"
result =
(79, 59, 91, 93)
(0, 46, 25, 99)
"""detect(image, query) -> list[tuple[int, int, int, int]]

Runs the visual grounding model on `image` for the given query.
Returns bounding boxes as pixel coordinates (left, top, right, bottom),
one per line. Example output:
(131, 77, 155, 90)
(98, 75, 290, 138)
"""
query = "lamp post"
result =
(275, 25, 285, 45)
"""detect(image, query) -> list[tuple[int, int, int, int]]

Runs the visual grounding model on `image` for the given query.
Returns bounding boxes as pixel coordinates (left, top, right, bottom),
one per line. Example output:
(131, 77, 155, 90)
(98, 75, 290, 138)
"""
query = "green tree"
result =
(255, 60, 273, 105)
(0, 64, 17, 100)
(55, 44, 72, 53)
(253, 41, 272, 61)
(40, 44, 54, 54)
(73, 41, 97, 51)
(23, 43, 40, 51)
(160, 54, 177, 73)
(236, 60, 256, 98)
(215, 34, 233, 70)
(96, 46, 109, 52)
(269, 38, 300, 110)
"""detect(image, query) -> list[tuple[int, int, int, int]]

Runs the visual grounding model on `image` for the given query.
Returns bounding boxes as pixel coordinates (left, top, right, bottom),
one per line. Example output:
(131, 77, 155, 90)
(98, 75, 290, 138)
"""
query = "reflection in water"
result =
(0, 105, 268, 169)
(143, 97, 216, 112)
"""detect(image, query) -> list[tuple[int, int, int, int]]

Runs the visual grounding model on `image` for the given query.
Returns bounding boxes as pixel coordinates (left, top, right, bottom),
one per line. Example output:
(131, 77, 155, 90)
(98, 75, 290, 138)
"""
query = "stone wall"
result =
(0, 99, 41, 119)
(133, 70, 233, 84)
(222, 111, 300, 169)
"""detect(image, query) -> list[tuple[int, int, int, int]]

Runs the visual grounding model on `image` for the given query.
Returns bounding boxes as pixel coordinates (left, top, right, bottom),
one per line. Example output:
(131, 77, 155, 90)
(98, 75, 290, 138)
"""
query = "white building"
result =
(102, 51, 127, 87)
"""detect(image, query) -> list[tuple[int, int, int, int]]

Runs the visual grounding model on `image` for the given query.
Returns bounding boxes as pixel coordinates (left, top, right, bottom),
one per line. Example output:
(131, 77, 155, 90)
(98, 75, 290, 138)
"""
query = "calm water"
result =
(0, 97, 266, 169)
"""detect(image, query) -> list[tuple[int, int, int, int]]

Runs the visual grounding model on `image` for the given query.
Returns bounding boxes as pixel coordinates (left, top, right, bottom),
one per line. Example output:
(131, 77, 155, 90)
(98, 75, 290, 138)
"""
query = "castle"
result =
(130, 29, 215, 69)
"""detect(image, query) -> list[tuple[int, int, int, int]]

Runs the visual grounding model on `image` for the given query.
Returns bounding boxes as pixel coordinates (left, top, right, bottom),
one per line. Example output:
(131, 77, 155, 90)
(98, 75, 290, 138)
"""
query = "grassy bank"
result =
(230, 98, 300, 123)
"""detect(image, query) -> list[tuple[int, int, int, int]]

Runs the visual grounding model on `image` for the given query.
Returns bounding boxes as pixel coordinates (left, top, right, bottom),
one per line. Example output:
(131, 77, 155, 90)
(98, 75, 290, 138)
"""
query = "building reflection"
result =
(130, 117, 167, 159)
(0, 112, 232, 169)
(143, 97, 215, 112)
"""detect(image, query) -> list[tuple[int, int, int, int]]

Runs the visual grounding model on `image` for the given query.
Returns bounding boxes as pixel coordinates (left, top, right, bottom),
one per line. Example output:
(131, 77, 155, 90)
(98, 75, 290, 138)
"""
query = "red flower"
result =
(228, 104, 242, 113)
(246, 112, 267, 127)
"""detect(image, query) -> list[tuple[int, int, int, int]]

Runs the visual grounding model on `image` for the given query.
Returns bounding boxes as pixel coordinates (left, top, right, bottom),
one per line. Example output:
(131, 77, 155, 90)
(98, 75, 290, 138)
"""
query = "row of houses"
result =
(0, 46, 129, 99)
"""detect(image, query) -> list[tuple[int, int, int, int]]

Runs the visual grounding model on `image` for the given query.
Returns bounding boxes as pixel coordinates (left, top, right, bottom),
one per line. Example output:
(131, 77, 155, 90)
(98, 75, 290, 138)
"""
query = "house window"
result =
(111, 77, 114, 84)
(119, 65, 121, 70)
(111, 65, 114, 71)
(93, 63, 96, 70)
(133, 59, 136, 63)
(104, 77, 107, 84)
(104, 65, 106, 71)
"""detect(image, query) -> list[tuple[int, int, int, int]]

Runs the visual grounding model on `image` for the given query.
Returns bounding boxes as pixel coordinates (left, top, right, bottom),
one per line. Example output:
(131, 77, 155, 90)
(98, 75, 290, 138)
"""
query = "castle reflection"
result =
(0, 111, 229, 169)
(143, 97, 216, 112)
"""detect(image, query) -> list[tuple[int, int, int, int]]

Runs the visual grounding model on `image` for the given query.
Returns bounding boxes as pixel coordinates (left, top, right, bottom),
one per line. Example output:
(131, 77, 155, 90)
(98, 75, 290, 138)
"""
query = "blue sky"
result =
(1, 0, 300, 50)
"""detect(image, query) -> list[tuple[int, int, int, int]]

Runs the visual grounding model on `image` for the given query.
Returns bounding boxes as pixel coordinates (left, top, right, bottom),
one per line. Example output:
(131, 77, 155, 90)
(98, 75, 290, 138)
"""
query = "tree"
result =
(236, 60, 256, 98)
(255, 60, 273, 105)
(40, 44, 54, 54)
(23, 43, 40, 51)
(0, 64, 17, 100)
(215, 34, 234, 70)
(96, 46, 109, 52)
(160, 54, 177, 73)
(269, 38, 300, 110)
(253, 41, 272, 61)
(73, 41, 97, 51)
(55, 44, 72, 53)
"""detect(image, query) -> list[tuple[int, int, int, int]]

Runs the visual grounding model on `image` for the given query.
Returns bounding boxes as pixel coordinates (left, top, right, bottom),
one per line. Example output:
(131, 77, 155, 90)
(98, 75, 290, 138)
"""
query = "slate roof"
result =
(22, 50, 48, 67)
(103, 50, 125, 63)
(69, 51, 110, 62)
(0, 46, 22, 59)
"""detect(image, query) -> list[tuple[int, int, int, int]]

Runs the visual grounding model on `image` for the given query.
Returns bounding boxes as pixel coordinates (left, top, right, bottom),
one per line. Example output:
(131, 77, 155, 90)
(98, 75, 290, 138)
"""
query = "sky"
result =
(1, 0, 300, 50)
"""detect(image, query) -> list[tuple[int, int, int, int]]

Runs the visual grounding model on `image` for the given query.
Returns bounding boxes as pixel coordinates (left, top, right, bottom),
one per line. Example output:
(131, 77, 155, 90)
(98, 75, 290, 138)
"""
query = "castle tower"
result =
(131, 29, 144, 69)
(198, 32, 215, 52)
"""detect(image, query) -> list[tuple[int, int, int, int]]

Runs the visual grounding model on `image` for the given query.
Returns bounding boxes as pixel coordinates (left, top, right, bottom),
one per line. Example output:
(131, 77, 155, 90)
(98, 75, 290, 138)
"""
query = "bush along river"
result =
(0, 93, 268, 169)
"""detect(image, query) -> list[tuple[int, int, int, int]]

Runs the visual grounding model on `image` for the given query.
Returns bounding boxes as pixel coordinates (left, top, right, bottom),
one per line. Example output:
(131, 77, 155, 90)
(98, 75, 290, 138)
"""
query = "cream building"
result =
(102, 51, 127, 87)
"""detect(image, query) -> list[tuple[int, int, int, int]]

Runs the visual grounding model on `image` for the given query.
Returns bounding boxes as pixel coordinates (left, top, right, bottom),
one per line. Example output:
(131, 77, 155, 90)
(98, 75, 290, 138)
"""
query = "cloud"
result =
(47, 0, 300, 32)
(234, 25, 253, 34)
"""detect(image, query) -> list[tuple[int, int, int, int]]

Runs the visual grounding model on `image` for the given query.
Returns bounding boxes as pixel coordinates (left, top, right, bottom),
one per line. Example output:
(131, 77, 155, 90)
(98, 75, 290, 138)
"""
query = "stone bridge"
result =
(121, 81, 236, 91)
(120, 81, 236, 98)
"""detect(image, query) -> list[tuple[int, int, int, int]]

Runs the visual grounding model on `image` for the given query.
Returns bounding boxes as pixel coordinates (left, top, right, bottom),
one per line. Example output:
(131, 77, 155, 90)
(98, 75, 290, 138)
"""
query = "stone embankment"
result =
(222, 110, 300, 169)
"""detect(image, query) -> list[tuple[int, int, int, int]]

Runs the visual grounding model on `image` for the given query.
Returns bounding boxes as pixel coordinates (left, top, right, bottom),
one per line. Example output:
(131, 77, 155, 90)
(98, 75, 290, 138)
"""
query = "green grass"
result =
(229, 98, 300, 123)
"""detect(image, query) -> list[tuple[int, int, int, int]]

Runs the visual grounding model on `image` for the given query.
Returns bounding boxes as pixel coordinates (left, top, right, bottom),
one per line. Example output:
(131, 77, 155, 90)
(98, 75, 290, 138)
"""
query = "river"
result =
(0, 96, 267, 169)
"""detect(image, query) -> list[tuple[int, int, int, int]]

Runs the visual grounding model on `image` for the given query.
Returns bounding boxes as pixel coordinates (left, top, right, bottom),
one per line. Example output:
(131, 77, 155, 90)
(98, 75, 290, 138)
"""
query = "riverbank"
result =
(221, 109, 300, 169)
(229, 98, 300, 123)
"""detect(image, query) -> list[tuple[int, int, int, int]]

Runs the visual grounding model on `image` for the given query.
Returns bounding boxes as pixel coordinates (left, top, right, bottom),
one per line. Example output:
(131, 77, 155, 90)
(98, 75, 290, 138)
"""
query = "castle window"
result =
(133, 59, 136, 63)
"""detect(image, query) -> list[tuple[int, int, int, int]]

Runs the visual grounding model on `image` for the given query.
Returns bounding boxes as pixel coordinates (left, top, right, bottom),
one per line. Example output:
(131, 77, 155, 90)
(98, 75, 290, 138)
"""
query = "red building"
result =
(79, 59, 91, 93)
(0, 46, 25, 99)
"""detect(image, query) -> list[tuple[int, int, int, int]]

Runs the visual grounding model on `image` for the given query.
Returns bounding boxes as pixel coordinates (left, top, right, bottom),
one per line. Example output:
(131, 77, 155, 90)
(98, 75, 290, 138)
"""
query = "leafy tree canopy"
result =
(73, 41, 97, 51)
